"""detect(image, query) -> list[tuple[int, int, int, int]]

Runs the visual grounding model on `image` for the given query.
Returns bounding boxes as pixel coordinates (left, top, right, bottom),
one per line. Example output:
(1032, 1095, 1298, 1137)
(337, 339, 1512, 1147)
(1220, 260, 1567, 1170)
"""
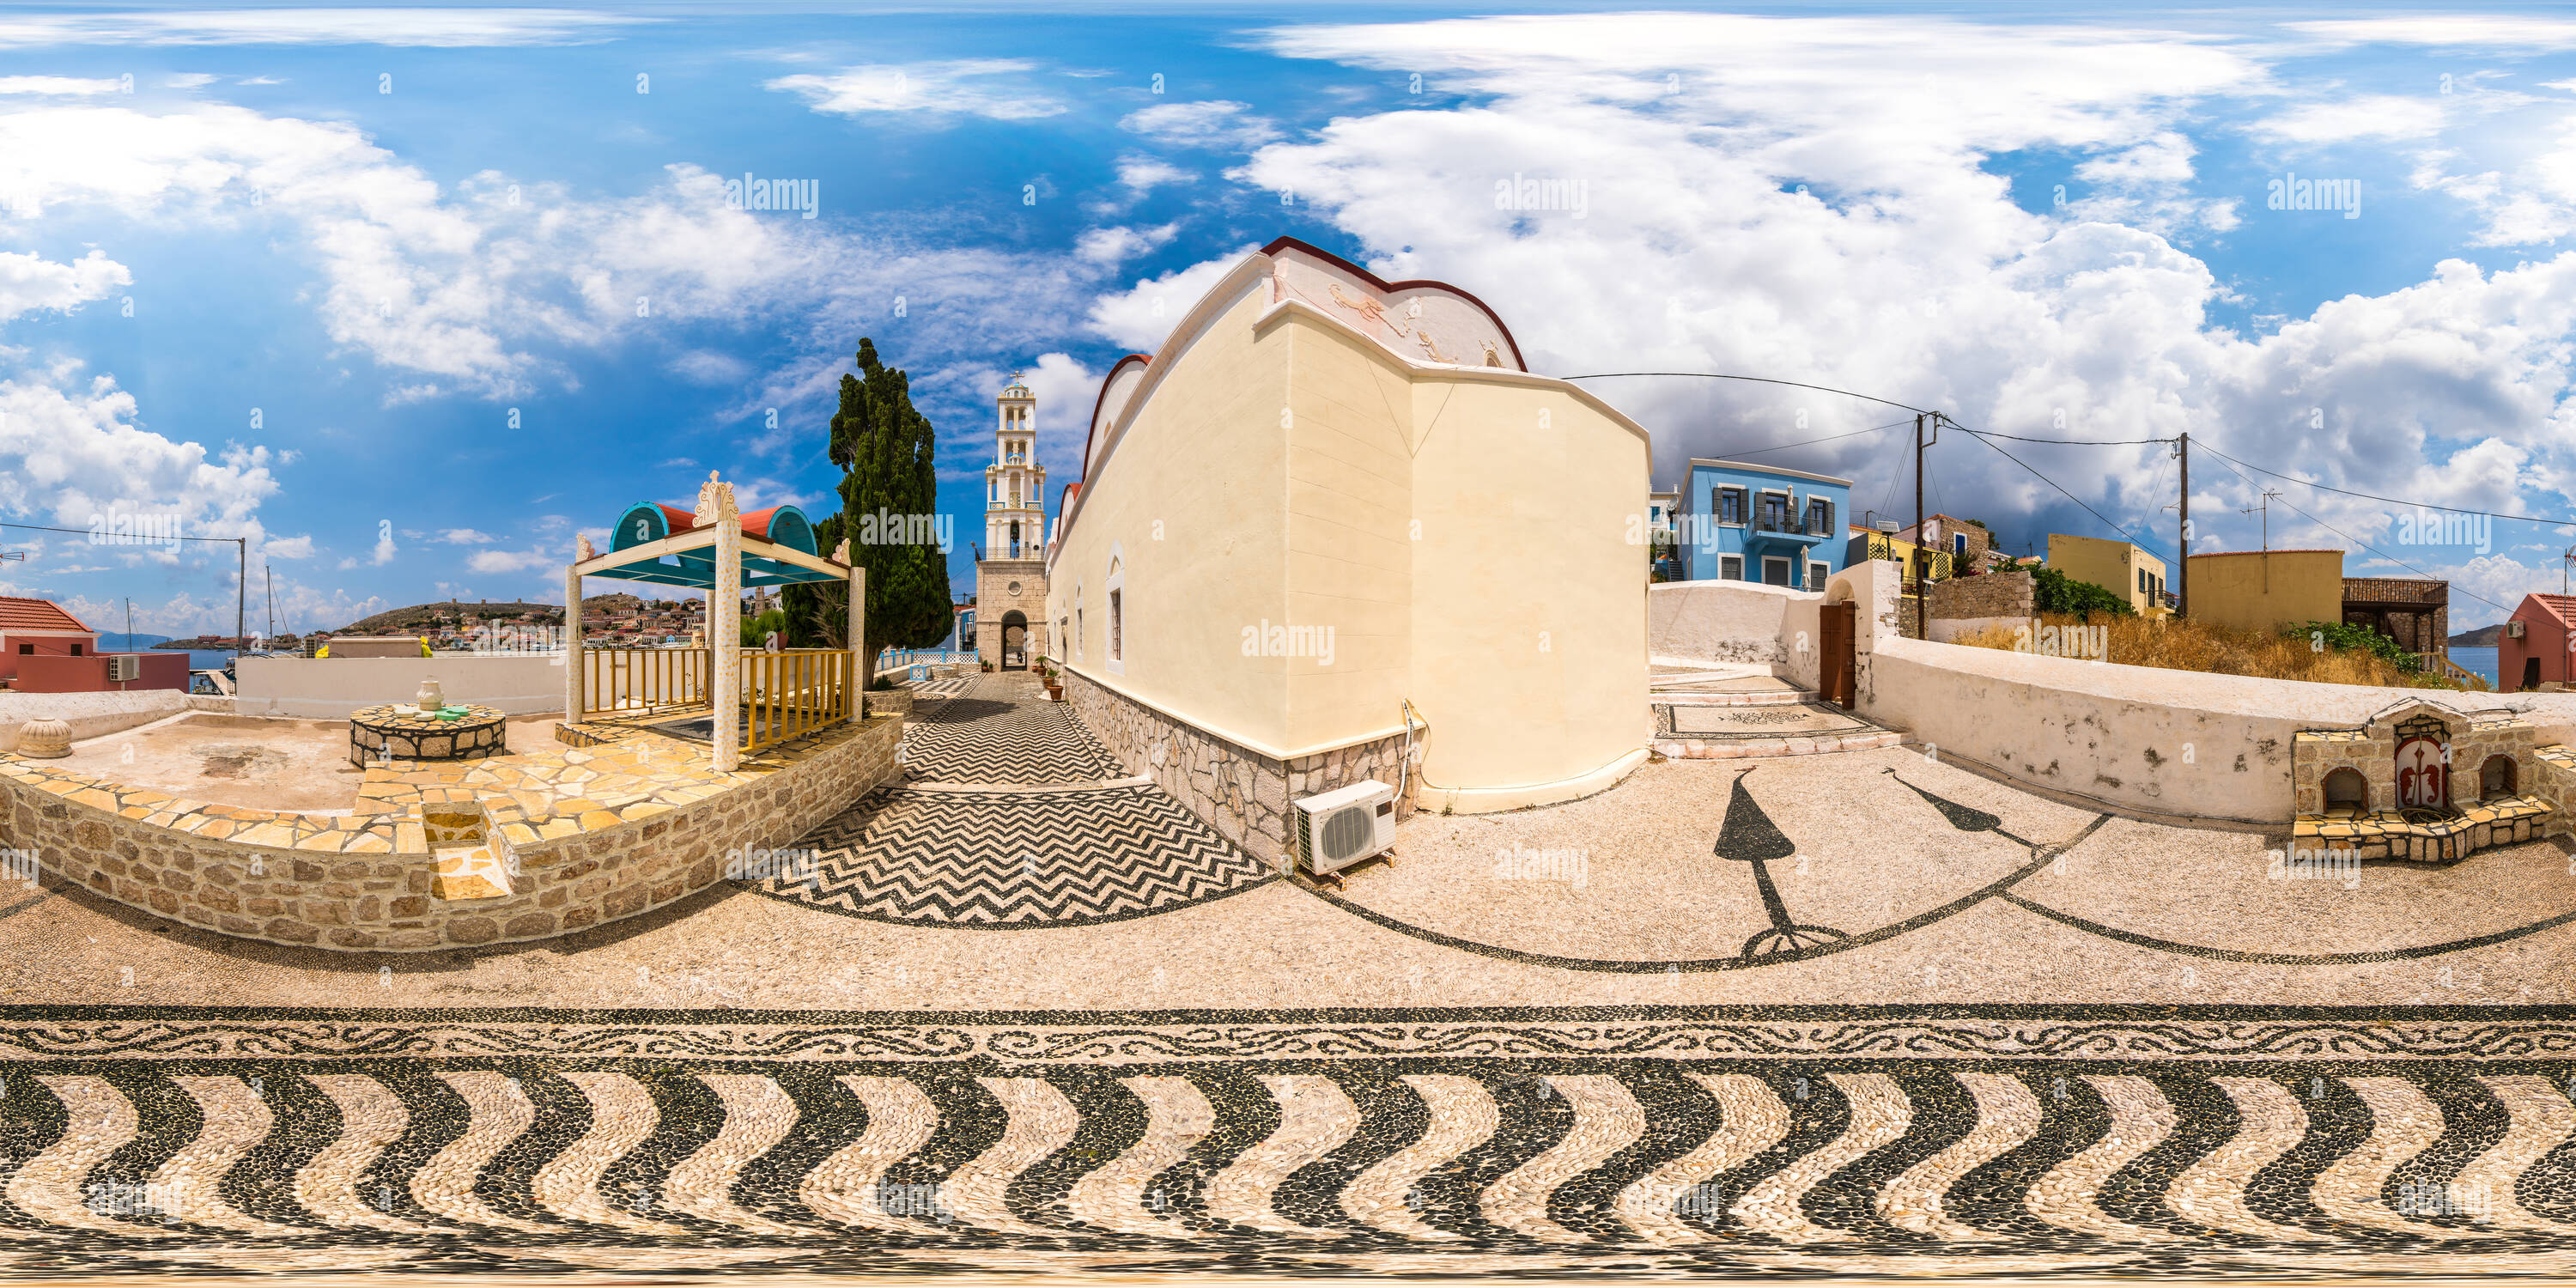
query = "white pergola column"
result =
(562, 551, 583, 725)
(704, 474, 742, 772)
(842, 542, 864, 723)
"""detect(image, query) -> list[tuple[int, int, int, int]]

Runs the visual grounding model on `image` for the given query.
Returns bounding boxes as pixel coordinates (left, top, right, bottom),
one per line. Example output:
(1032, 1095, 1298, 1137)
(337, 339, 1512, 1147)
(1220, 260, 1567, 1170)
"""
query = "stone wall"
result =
(1062, 666, 1413, 870)
(2342, 576, 2449, 658)
(974, 559, 1048, 665)
(1929, 569, 2033, 622)
(0, 713, 903, 952)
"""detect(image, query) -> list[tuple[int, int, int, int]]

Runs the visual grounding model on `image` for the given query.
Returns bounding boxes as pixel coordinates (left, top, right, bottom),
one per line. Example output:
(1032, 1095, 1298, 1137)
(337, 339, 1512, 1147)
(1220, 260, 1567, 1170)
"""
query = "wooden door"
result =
(1820, 601, 1857, 708)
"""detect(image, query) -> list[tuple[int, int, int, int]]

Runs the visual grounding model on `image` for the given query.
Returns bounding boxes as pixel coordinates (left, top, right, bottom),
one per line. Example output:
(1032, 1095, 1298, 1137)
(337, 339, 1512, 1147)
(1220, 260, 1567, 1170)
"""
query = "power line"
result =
(2196, 443, 2576, 530)
(2200, 453, 2512, 614)
(1716, 417, 1914, 459)
(1558, 372, 1929, 415)
(0, 519, 245, 545)
(1957, 429, 2173, 446)
(1947, 419, 2161, 556)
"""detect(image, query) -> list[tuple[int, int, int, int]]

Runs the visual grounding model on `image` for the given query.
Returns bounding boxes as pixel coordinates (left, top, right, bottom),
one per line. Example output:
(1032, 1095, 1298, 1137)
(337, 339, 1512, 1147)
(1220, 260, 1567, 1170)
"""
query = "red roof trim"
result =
(0, 595, 93, 633)
(1080, 352, 1152, 489)
(1258, 234, 1528, 372)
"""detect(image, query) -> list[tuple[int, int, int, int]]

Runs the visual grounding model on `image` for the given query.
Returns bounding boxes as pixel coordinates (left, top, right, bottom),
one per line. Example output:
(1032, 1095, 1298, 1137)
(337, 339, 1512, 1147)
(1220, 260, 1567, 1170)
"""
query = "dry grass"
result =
(1952, 613, 2474, 690)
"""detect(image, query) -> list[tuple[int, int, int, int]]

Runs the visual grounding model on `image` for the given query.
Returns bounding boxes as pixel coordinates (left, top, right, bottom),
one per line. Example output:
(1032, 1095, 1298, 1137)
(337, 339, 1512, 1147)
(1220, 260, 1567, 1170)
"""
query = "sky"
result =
(4, 3, 2576, 635)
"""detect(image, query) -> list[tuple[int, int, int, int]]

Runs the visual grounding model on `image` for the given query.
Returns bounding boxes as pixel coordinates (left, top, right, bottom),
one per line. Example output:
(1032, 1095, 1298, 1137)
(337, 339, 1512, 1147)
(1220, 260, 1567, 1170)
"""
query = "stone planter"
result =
(15, 718, 71, 759)
(868, 689, 914, 720)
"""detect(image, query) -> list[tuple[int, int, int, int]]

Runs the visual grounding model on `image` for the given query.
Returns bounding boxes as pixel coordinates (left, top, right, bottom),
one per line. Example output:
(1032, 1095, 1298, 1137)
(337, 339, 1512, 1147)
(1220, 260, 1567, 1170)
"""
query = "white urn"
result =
(415, 677, 446, 712)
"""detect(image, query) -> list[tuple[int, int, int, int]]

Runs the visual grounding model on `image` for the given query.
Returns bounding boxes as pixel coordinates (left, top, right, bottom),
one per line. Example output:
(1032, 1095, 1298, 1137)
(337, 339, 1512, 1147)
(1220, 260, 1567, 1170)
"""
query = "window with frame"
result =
(1716, 487, 1746, 525)
(1109, 591, 1122, 660)
(1952, 532, 1968, 556)
(1720, 555, 1743, 580)
(1758, 492, 1789, 531)
(1104, 548, 1126, 674)
(1806, 497, 1832, 536)
(1809, 561, 1829, 589)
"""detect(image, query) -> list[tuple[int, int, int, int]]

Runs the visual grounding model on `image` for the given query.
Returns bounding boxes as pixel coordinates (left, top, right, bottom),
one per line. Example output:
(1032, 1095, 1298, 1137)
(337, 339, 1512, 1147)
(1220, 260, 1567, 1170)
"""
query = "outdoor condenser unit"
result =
(2507, 621, 2528, 639)
(1289, 779, 1396, 877)
(105, 655, 140, 683)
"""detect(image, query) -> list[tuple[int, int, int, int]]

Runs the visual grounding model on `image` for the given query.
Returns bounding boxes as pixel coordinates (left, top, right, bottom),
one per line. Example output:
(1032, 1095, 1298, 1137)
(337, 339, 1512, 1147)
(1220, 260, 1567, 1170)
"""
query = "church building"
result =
(975, 373, 1048, 668)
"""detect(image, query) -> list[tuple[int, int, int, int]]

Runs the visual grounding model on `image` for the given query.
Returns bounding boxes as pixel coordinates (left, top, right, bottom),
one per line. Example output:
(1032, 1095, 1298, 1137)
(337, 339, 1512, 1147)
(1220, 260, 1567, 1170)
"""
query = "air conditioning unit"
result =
(2506, 620, 2528, 639)
(1289, 779, 1396, 878)
(106, 655, 140, 683)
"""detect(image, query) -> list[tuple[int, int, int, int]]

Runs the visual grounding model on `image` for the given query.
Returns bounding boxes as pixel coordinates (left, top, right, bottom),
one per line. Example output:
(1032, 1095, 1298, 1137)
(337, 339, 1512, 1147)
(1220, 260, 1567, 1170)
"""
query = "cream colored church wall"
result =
(1276, 309, 1415, 753)
(1405, 373, 1653, 806)
(1048, 282, 1292, 751)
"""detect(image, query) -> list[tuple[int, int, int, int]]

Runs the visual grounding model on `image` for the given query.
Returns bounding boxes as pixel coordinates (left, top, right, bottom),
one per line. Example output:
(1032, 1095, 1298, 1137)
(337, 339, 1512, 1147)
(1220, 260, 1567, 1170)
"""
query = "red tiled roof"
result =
(2526, 593, 2576, 628)
(0, 595, 93, 633)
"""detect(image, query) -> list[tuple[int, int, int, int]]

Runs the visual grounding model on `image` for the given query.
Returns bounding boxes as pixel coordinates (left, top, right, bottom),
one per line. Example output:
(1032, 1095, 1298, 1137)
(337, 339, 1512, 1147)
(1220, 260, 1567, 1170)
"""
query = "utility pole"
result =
(1913, 412, 1926, 639)
(2242, 489, 2282, 592)
(234, 538, 246, 659)
(125, 598, 132, 648)
(2177, 432, 2190, 619)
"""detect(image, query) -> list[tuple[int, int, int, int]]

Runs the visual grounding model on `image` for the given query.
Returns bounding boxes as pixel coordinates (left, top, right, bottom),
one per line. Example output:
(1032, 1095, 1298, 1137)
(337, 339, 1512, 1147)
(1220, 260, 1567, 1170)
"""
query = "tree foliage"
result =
(2031, 565, 2136, 619)
(783, 339, 953, 671)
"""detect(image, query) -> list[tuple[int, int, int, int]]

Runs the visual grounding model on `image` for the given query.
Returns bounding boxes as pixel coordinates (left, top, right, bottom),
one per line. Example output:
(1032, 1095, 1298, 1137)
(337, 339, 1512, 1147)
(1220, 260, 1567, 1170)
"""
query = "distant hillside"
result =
(94, 632, 174, 651)
(337, 600, 562, 634)
(2450, 623, 2504, 647)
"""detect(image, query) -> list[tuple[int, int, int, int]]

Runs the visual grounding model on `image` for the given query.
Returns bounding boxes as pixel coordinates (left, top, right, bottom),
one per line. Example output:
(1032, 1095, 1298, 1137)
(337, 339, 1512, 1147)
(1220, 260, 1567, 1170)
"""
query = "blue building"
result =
(1672, 458, 1853, 589)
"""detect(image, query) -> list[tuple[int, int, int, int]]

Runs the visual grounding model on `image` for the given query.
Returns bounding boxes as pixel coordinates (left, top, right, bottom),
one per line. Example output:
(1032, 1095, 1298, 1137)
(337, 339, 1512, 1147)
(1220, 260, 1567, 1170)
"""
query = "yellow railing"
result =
(2425, 652, 2488, 690)
(740, 648, 851, 752)
(582, 647, 710, 717)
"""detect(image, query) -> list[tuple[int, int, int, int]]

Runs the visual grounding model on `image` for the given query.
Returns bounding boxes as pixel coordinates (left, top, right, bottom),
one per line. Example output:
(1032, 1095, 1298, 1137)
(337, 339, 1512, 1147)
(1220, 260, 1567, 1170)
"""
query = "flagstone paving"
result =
(9, 696, 2576, 1278)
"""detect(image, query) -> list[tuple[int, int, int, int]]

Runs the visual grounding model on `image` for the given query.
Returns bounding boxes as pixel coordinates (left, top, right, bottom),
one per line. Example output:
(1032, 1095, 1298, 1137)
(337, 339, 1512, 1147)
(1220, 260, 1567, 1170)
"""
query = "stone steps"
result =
(1650, 699, 1902, 760)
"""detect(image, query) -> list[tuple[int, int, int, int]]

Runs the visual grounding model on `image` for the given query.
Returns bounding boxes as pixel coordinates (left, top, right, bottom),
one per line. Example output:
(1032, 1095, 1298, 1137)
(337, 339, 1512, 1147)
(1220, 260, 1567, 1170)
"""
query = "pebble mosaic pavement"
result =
(9, 677, 2576, 1277)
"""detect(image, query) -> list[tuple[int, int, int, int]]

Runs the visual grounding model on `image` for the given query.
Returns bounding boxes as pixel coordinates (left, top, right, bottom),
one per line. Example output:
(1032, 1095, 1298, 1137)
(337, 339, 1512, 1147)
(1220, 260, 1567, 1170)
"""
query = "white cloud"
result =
(0, 249, 129, 322)
(261, 533, 313, 559)
(0, 9, 647, 48)
(438, 528, 495, 544)
(1086, 247, 1255, 351)
(1116, 155, 1193, 192)
(465, 547, 549, 574)
(1200, 11, 2576, 565)
(0, 76, 125, 95)
(669, 349, 750, 385)
(1074, 222, 1176, 266)
(1119, 100, 1280, 149)
(2288, 17, 2576, 52)
(766, 60, 1063, 122)
(0, 361, 281, 547)
(657, 456, 698, 469)
(2253, 94, 2447, 143)
(164, 73, 219, 88)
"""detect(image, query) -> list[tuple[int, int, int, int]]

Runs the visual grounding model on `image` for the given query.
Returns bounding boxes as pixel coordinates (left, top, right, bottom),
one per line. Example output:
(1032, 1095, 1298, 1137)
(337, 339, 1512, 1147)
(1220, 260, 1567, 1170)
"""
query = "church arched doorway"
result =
(1001, 610, 1028, 669)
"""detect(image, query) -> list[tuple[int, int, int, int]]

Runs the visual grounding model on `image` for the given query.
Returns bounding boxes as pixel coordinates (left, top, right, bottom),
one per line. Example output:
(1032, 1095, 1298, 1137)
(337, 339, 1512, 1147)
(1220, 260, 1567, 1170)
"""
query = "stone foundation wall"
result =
(0, 713, 904, 952)
(1929, 569, 2032, 622)
(1061, 667, 1413, 869)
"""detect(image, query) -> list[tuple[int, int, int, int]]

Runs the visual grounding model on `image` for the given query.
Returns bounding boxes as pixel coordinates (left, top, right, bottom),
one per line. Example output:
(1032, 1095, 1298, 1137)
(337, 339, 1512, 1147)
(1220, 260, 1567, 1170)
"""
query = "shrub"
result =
(2284, 620, 2420, 673)
(2030, 566, 2135, 620)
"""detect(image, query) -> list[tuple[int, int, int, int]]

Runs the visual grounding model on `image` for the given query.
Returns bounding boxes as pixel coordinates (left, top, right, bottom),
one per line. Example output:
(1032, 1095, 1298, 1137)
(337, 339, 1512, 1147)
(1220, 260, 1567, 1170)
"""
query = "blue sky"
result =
(5, 4, 2576, 634)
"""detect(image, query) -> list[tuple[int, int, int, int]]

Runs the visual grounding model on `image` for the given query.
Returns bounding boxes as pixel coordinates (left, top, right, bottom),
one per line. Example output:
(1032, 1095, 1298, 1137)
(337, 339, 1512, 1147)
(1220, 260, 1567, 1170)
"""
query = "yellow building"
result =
(2047, 534, 2170, 617)
(1046, 237, 1651, 864)
(2184, 549, 2344, 633)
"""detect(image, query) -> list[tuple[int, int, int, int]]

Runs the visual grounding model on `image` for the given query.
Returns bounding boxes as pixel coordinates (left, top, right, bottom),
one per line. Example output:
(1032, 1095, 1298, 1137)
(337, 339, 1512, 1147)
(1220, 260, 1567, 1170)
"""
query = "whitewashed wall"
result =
(236, 655, 568, 719)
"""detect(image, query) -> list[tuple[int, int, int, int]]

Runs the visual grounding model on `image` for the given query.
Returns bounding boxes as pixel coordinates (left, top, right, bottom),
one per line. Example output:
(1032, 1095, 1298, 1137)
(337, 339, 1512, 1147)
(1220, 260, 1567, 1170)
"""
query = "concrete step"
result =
(1649, 699, 1902, 760)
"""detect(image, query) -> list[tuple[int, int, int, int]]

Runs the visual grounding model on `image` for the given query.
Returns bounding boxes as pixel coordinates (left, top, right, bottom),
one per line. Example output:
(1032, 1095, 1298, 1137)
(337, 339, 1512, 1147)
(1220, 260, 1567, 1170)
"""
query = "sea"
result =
(2453, 646, 2499, 688)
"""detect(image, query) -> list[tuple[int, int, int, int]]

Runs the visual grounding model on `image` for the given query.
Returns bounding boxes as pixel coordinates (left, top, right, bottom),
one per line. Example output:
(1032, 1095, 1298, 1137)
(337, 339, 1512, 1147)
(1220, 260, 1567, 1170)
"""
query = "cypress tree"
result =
(786, 339, 951, 683)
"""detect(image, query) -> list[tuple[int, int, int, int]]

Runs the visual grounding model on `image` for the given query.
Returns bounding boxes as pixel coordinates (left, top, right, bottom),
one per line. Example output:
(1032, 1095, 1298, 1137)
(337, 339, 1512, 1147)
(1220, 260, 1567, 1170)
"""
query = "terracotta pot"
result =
(15, 718, 73, 759)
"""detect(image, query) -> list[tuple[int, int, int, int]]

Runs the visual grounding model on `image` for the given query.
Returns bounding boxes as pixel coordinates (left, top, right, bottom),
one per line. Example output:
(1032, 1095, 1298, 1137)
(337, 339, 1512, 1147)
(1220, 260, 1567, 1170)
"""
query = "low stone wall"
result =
(1862, 635, 2576, 823)
(1061, 666, 1413, 869)
(1929, 568, 2033, 622)
(0, 689, 191, 751)
(236, 654, 568, 719)
(0, 713, 903, 951)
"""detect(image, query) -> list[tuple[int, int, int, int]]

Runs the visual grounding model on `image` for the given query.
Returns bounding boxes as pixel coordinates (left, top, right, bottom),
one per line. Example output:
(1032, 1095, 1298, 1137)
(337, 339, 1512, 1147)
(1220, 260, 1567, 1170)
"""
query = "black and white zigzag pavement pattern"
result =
(898, 674, 1125, 786)
(757, 784, 1273, 927)
(9, 1035, 2576, 1274)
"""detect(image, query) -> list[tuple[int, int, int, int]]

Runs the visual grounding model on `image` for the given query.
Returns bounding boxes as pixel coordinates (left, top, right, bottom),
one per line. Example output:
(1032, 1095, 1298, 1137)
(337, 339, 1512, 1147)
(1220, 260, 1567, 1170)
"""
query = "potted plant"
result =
(1042, 663, 1063, 701)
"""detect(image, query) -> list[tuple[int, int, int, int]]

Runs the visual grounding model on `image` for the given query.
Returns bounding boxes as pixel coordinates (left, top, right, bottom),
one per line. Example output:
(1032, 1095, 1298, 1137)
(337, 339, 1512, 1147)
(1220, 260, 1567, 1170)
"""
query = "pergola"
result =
(564, 472, 861, 770)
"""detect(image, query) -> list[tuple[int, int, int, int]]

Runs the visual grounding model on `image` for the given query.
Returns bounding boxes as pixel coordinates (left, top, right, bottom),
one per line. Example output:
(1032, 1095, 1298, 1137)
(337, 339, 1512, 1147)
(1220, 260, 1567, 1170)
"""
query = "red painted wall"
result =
(2499, 602, 2572, 692)
(0, 632, 97, 683)
(9, 652, 190, 693)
